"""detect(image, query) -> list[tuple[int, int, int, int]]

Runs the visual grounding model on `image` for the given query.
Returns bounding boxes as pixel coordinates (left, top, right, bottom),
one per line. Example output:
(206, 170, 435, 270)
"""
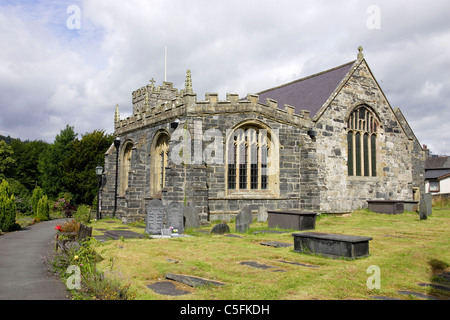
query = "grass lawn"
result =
(88, 209, 450, 300)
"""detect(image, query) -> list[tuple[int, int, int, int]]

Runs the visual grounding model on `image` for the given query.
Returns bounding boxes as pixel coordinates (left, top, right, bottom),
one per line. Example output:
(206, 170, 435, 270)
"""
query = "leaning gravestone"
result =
(235, 205, 253, 233)
(167, 201, 184, 234)
(145, 199, 165, 235)
(419, 193, 432, 220)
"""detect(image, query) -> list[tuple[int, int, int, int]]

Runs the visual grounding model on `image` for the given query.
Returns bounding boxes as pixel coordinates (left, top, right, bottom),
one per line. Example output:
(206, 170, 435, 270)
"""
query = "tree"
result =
(10, 139, 48, 191)
(31, 186, 44, 216)
(0, 179, 17, 232)
(38, 125, 77, 198)
(62, 130, 113, 204)
(0, 140, 15, 180)
(36, 195, 50, 221)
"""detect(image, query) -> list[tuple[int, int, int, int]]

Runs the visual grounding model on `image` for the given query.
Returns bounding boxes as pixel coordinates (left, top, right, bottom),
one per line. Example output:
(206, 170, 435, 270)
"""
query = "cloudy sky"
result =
(0, 0, 449, 155)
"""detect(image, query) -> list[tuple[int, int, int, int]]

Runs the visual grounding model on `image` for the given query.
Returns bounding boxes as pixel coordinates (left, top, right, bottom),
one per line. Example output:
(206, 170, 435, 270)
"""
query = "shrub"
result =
(36, 195, 50, 221)
(47, 238, 134, 300)
(74, 205, 91, 224)
(31, 186, 44, 216)
(0, 179, 18, 232)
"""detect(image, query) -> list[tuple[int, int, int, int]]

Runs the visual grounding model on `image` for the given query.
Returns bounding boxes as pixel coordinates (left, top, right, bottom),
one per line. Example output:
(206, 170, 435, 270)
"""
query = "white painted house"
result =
(425, 156, 450, 194)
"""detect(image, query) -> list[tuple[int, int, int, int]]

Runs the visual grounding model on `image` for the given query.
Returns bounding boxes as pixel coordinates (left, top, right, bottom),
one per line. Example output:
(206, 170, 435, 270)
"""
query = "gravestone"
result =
(210, 223, 230, 234)
(183, 206, 199, 229)
(167, 202, 184, 234)
(257, 206, 268, 222)
(419, 193, 432, 220)
(235, 205, 253, 233)
(145, 199, 165, 235)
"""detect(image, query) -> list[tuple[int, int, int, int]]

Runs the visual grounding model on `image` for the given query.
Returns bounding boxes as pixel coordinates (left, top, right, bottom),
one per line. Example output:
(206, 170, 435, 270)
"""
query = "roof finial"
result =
(357, 46, 364, 60)
(185, 69, 193, 94)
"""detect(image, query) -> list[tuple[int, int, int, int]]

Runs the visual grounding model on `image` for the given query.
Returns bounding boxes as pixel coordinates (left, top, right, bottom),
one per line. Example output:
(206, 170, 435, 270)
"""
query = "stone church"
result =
(100, 47, 425, 223)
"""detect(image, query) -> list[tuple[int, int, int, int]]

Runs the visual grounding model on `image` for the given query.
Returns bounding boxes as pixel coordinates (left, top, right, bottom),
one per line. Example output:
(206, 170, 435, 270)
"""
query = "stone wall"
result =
(313, 60, 423, 212)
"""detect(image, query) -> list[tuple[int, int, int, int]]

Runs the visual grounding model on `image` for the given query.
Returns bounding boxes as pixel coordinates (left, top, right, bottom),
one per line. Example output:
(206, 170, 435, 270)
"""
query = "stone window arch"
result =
(347, 105, 379, 177)
(150, 130, 170, 198)
(119, 141, 134, 196)
(226, 121, 279, 195)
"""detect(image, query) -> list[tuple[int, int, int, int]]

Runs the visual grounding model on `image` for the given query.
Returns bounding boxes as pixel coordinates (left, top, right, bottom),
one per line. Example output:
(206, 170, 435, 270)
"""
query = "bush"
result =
(74, 205, 91, 224)
(31, 186, 44, 216)
(48, 238, 134, 300)
(0, 179, 18, 232)
(36, 195, 50, 221)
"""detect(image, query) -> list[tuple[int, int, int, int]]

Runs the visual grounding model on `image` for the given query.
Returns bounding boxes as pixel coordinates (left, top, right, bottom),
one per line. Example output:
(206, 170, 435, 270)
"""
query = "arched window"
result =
(150, 131, 170, 197)
(347, 106, 379, 177)
(226, 123, 278, 193)
(119, 141, 134, 196)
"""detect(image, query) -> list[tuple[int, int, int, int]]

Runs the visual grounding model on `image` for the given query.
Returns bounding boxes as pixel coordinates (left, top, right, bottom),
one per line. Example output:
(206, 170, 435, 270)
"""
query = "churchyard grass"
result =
(89, 209, 450, 300)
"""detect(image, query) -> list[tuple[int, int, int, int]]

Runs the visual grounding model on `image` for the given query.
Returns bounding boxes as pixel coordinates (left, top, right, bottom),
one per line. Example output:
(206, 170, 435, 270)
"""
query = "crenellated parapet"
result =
(114, 75, 313, 135)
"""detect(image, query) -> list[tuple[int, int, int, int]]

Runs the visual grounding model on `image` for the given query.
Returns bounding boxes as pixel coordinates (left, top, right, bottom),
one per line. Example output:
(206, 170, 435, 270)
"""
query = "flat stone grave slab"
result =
(253, 230, 288, 234)
(147, 281, 190, 296)
(260, 241, 293, 248)
(104, 230, 145, 240)
(267, 211, 318, 231)
(165, 273, 225, 288)
(292, 232, 372, 259)
(275, 260, 319, 268)
(240, 261, 285, 272)
(397, 290, 440, 300)
(225, 234, 243, 238)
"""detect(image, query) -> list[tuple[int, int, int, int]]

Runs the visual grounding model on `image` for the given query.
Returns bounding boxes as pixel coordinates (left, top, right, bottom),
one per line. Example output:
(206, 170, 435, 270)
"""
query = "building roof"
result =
(425, 156, 450, 170)
(257, 60, 356, 117)
(425, 169, 450, 180)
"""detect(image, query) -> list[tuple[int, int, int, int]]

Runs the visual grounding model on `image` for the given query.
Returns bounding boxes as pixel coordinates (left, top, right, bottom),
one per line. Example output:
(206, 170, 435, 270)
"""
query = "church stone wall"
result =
(313, 61, 422, 212)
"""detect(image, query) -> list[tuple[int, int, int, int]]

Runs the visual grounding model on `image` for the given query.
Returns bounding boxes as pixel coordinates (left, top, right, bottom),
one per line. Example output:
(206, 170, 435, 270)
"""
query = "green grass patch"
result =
(87, 209, 450, 300)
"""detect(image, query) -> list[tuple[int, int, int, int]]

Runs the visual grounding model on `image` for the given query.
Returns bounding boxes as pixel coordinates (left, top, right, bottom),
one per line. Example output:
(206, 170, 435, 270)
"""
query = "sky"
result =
(0, 0, 449, 155)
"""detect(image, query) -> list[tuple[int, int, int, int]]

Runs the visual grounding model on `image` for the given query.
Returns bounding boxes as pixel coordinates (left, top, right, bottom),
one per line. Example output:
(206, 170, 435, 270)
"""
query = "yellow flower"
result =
(74, 255, 79, 260)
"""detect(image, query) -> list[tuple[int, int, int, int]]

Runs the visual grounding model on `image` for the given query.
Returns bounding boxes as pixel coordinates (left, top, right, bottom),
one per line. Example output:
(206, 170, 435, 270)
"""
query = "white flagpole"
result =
(164, 46, 167, 82)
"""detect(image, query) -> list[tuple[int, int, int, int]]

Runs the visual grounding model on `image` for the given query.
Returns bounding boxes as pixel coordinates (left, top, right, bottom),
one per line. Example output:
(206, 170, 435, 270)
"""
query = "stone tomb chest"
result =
(292, 232, 373, 259)
(367, 200, 404, 214)
(267, 210, 318, 231)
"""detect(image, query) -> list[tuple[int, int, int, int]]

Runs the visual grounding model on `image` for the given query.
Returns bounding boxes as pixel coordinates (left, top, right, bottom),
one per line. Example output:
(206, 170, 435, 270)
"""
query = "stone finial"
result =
(185, 69, 193, 94)
(144, 91, 150, 111)
(114, 104, 120, 124)
(357, 46, 364, 60)
(149, 78, 156, 91)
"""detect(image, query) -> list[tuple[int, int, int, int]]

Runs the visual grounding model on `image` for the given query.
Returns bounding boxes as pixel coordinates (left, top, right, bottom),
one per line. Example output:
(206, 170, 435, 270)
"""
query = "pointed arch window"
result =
(227, 125, 275, 192)
(119, 142, 134, 196)
(347, 106, 379, 177)
(151, 132, 170, 197)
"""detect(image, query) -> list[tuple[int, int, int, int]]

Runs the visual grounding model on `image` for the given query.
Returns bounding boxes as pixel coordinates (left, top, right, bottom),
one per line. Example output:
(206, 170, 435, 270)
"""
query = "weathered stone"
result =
(145, 199, 164, 235)
(235, 205, 253, 233)
(292, 232, 372, 259)
(183, 206, 199, 229)
(210, 223, 230, 234)
(165, 273, 224, 288)
(419, 193, 432, 219)
(167, 201, 184, 234)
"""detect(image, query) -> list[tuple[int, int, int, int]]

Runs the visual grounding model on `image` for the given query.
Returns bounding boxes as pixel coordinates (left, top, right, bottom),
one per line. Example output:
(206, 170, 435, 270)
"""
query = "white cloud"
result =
(0, 0, 449, 155)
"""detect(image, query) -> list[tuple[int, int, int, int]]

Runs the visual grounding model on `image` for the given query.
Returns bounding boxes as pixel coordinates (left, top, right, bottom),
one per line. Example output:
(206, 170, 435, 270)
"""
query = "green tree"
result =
(62, 130, 113, 204)
(36, 195, 50, 221)
(0, 140, 15, 180)
(38, 125, 77, 198)
(10, 139, 48, 191)
(31, 186, 44, 216)
(0, 179, 17, 232)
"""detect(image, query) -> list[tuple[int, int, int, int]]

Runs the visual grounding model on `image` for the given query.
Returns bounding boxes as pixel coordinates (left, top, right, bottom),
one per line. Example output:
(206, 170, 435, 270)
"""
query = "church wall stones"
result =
(100, 52, 425, 222)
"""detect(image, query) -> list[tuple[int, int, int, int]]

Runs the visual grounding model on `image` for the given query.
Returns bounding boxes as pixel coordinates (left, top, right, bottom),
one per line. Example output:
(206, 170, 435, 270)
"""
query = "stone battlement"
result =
(115, 80, 312, 135)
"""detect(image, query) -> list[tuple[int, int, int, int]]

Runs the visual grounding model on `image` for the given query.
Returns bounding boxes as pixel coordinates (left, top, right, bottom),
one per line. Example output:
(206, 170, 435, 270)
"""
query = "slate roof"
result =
(425, 156, 450, 170)
(257, 60, 356, 117)
(425, 169, 450, 180)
